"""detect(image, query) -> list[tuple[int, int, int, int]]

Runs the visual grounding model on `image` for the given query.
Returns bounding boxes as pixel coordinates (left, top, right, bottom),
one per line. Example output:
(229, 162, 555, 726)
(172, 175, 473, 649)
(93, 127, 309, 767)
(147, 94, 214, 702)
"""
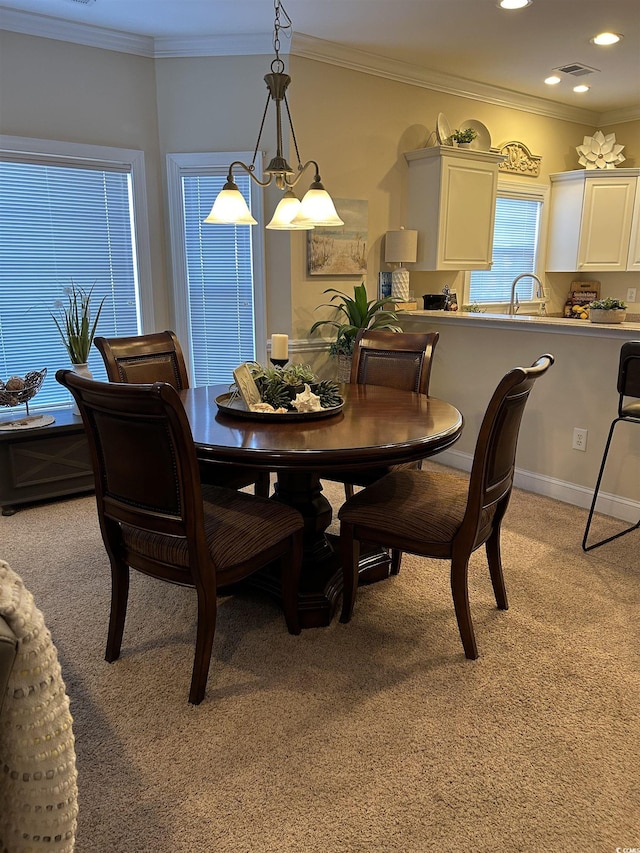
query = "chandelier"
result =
(204, 0, 343, 231)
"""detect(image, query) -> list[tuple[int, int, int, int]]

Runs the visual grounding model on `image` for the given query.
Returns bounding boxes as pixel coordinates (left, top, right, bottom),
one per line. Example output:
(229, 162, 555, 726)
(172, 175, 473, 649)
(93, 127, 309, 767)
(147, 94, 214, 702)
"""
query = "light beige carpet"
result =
(1, 473, 638, 853)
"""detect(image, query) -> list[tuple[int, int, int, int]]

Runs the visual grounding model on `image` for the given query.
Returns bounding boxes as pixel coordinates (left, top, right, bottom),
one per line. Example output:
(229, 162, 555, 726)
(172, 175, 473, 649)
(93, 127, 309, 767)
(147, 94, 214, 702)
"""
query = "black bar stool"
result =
(582, 341, 640, 551)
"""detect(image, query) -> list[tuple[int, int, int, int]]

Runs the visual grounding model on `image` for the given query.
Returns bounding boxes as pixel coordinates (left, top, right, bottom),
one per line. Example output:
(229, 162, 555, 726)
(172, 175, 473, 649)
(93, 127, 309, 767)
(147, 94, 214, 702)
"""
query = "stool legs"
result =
(582, 417, 640, 551)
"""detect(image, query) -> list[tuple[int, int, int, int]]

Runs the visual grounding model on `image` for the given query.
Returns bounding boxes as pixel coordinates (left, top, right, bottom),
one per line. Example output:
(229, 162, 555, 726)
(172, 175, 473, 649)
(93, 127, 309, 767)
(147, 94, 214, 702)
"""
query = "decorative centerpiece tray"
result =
(215, 392, 343, 422)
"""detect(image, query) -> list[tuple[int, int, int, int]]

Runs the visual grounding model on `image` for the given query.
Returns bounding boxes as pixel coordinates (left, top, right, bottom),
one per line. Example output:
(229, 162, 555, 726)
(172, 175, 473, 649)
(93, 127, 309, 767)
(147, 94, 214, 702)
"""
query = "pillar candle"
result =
(271, 334, 288, 360)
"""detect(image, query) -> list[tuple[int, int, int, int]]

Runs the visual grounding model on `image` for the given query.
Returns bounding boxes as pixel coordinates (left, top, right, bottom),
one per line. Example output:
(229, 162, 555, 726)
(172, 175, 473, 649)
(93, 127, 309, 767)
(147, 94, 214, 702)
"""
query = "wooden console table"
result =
(0, 408, 94, 516)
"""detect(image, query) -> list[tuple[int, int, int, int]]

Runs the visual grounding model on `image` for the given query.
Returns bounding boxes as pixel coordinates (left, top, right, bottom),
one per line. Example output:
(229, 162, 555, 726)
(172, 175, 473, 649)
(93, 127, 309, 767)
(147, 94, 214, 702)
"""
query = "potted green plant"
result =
(588, 297, 627, 324)
(52, 282, 106, 366)
(449, 127, 478, 147)
(310, 282, 401, 381)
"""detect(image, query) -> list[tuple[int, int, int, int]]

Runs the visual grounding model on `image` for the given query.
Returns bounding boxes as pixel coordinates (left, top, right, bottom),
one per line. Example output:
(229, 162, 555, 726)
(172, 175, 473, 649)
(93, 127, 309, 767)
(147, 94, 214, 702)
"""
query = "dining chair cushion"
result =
(121, 485, 302, 574)
(339, 468, 498, 556)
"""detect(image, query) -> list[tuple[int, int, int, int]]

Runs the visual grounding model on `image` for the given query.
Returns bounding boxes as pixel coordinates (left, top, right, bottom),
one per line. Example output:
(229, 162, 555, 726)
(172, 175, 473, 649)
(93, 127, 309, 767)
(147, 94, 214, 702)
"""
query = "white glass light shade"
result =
(385, 229, 418, 264)
(266, 191, 314, 230)
(292, 189, 344, 227)
(204, 188, 257, 225)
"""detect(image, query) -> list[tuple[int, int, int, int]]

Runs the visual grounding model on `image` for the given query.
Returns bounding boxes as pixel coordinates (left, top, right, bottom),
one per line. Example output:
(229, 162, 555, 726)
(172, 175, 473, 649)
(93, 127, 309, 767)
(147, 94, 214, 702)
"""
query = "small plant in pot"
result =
(588, 297, 627, 324)
(449, 127, 478, 146)
(310, 282, 401, 381)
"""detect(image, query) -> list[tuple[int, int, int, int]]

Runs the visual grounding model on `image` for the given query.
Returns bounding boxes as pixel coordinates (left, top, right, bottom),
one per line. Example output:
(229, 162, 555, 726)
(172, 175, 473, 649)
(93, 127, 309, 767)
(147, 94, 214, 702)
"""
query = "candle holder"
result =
(270, 357, 288, 369)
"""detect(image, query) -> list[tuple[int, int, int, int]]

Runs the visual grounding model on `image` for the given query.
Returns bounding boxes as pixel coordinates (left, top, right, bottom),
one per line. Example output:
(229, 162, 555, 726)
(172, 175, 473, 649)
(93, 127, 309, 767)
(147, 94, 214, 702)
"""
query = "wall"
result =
(399, 315, 640, 517)
(0, 31, 170, 326)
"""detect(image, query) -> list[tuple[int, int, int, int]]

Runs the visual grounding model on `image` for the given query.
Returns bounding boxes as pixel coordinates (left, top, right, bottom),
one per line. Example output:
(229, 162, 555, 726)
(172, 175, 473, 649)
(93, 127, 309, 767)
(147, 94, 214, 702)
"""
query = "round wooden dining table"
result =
(180, 382, 463, 628)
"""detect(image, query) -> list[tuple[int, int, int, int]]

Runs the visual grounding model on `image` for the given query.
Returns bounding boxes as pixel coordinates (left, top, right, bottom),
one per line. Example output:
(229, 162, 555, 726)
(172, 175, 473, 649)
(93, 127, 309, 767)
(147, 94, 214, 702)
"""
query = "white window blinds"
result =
(178, 170, 258, 386)
(469, 196, 542, 303)
(0, 157, 141, 409)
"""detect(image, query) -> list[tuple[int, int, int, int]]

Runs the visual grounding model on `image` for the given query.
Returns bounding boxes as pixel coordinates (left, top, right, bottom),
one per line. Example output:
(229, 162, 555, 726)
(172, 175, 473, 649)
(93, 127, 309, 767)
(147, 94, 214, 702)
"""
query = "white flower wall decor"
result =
(576, 131, 625, 169)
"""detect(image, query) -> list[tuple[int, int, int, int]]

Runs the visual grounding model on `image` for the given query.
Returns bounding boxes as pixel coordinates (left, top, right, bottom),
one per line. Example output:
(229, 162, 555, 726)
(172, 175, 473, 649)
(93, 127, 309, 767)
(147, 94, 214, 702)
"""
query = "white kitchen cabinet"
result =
(546, 168, 640, 272)
(404, 146, 504, 271)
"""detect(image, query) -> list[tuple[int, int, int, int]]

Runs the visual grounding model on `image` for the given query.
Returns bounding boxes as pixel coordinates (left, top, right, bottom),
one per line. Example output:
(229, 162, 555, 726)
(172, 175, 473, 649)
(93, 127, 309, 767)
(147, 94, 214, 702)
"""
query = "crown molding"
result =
(291, 33, 600, 125)
(153, 33, 280, 59)
(2, 8, 637, 125)
(0, 6, 154, 56)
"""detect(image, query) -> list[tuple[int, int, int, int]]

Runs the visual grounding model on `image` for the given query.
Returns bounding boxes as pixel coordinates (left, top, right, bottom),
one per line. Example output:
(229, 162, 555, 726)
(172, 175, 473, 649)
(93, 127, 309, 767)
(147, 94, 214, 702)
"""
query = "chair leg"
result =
(485, 525, 508, 611)
(339, 522, 360, 623)
(344, 483, 355, 500)
(189, 586, 217, 705)
(390, 549, 403, 574)
(105, 557, 129, 663)
(582, 418, 632, 552)
(281, 531, 302, 636)
(255, 471, 271, 498)
(450, 555, 478, 660)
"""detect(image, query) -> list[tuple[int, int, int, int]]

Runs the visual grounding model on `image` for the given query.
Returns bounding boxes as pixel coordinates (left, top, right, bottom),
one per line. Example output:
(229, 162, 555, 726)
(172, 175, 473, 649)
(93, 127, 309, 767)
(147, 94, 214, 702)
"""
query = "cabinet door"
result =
(437, 160, 497, 270)
(577, 177, 636, 271)
(627, 180, 640, 270)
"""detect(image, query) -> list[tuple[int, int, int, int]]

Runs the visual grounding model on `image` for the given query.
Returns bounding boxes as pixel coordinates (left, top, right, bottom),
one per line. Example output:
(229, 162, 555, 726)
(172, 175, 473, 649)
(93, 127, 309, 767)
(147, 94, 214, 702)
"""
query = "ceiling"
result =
(1, 0, 639, 121)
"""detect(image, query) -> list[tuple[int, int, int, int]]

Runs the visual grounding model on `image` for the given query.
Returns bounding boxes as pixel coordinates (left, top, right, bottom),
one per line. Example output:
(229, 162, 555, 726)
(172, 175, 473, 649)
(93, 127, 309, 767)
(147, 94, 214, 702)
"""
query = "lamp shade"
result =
(292, 188, 344, 227)
(385, 229, 418, 264)
(266, 191, 314, 230)
(204, 187, 258, 225)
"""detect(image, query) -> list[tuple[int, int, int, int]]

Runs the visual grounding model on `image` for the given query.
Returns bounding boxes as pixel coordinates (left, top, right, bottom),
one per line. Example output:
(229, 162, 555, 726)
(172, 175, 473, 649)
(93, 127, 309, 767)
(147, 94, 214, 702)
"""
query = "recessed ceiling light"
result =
(591, 32, 623, 46)
(498, 0, 532, 8)
(573, 85, 590, 93)
(544, 75, 561, 85)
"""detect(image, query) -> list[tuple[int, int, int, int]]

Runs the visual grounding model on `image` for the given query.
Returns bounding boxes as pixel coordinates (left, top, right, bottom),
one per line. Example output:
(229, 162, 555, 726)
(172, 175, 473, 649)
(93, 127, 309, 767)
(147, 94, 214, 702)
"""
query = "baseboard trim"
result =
(435, 448, 640, 524)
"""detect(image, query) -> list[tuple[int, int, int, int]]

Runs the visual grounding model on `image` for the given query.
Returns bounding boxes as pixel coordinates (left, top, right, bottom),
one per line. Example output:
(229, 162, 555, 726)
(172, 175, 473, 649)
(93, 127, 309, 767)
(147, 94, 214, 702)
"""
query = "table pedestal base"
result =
(252, 471, 392, 628)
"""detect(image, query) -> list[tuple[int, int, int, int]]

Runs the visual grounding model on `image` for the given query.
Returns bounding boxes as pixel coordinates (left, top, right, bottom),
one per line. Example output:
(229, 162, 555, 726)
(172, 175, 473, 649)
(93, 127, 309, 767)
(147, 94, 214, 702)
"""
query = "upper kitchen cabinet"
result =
(546, 169, 640, 272)
(404, 146, 504, 271)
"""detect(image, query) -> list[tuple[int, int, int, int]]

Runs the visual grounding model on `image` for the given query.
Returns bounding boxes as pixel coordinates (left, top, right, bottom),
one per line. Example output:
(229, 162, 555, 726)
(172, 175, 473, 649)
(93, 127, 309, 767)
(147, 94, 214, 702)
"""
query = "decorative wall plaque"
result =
(497, 141, 541, 177)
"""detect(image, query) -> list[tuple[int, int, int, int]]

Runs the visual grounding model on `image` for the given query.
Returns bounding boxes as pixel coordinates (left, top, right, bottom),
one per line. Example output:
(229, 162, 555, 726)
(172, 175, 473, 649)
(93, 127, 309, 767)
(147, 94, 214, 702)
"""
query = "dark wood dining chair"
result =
(94, 331, 270, 497)
(322, 328, 439, 573)
(323, 328, 440, 495)
(582, 340, 640, 551)
(338, 353, 554, 660)
(56, 369, 303, 704)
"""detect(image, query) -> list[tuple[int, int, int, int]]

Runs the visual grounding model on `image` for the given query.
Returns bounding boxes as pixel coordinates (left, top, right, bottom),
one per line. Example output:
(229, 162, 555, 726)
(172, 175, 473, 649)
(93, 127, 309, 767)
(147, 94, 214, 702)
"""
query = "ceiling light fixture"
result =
(544, 75, 562, 85)
(204, 0, 343, 231)
(573, 84, 590, 93)
(591, 32, 623, 46)
(497, 0, 532, 9)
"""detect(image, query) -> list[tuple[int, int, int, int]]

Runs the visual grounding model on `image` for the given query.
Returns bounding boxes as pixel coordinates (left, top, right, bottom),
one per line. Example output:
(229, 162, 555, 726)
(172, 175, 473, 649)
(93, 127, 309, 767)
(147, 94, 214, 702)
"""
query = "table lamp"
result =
(385, 228, 418, 302)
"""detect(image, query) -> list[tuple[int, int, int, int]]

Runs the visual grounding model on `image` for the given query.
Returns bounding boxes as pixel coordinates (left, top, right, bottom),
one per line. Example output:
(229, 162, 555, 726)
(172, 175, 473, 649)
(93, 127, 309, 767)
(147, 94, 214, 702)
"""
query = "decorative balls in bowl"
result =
(0, 368, 47, 407)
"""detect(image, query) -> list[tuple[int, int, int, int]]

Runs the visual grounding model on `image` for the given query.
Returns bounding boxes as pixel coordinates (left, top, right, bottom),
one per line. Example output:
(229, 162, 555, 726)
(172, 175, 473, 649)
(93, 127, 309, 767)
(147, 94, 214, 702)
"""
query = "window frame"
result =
(166, 151, 267, 383)
(462, 179, 549, 311)
(0, 135, 155, 333)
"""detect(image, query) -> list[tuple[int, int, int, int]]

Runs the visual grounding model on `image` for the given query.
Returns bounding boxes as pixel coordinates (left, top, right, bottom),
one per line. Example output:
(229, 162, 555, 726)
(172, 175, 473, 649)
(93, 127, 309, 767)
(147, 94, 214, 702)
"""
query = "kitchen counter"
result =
(403, 309, 640, 338)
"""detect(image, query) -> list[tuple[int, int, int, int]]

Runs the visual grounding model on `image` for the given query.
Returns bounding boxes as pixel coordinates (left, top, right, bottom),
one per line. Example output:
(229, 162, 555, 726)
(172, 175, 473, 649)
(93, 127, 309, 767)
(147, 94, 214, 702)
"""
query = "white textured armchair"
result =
(0, 560, 78, 852)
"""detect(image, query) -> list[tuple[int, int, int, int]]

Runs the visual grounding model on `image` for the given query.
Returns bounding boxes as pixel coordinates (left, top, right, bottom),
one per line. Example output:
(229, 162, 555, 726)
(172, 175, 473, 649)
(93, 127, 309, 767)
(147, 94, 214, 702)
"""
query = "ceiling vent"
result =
(64, 0, 97, 5)
(555, 62, 600, 77)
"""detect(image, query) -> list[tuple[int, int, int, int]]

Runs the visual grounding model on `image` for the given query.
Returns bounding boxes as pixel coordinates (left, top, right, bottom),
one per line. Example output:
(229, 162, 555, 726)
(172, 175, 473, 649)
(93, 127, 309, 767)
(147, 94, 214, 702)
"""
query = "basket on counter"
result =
(0, 368, 47, 414)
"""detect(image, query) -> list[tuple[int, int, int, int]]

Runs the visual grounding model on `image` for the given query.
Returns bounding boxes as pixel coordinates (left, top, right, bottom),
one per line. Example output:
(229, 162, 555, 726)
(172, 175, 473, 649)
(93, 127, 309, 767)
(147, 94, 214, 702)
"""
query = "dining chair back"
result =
(349, 328, 439, 394)
(338, 353, 554, 660)
(94, 330, 270, 496)
(95, 330, 190, 389)
(56, 369, 303, 704)
(582, 340, 640, 551)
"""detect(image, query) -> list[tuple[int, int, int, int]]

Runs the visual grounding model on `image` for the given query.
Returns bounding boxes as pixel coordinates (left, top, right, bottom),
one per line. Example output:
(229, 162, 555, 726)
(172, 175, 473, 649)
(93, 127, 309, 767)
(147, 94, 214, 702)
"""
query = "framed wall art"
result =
(307, 198, 368, 276)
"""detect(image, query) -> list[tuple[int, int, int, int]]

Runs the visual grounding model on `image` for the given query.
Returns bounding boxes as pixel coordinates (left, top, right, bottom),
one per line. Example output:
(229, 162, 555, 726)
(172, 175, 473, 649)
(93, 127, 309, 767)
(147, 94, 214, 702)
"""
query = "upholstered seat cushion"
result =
(338, 468, 470, 547)
(122, 485, 301, 572)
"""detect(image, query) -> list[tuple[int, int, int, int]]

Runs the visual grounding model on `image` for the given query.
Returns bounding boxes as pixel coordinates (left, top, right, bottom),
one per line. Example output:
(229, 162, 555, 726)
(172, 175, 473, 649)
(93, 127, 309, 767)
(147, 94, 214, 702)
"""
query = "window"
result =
(467, 183, 547, 306)
(166, 152, 266, 387)
(0, 136, 153, 410)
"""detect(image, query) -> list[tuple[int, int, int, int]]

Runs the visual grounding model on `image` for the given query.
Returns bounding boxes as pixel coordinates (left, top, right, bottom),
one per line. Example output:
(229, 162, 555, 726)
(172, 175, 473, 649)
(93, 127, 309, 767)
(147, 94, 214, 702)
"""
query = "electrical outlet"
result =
(573, 427, 588, 451)
(627, 287, 637, 303)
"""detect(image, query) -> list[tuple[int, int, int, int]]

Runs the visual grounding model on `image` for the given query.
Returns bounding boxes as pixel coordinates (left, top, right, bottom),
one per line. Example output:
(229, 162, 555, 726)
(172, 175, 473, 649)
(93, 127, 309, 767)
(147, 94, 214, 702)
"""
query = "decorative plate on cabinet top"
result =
(436, 112, 453, 145)
(460, 119, 492, 151)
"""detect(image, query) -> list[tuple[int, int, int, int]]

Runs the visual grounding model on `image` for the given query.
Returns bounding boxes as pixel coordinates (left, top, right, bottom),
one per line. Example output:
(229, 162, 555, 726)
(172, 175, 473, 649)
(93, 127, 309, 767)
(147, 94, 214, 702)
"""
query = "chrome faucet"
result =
(509, 273, 546, 315)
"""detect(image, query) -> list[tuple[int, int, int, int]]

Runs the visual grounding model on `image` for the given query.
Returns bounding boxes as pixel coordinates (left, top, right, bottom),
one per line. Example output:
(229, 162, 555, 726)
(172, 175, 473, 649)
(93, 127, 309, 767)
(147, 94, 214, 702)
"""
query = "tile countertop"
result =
(403, 310, 640, 338)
